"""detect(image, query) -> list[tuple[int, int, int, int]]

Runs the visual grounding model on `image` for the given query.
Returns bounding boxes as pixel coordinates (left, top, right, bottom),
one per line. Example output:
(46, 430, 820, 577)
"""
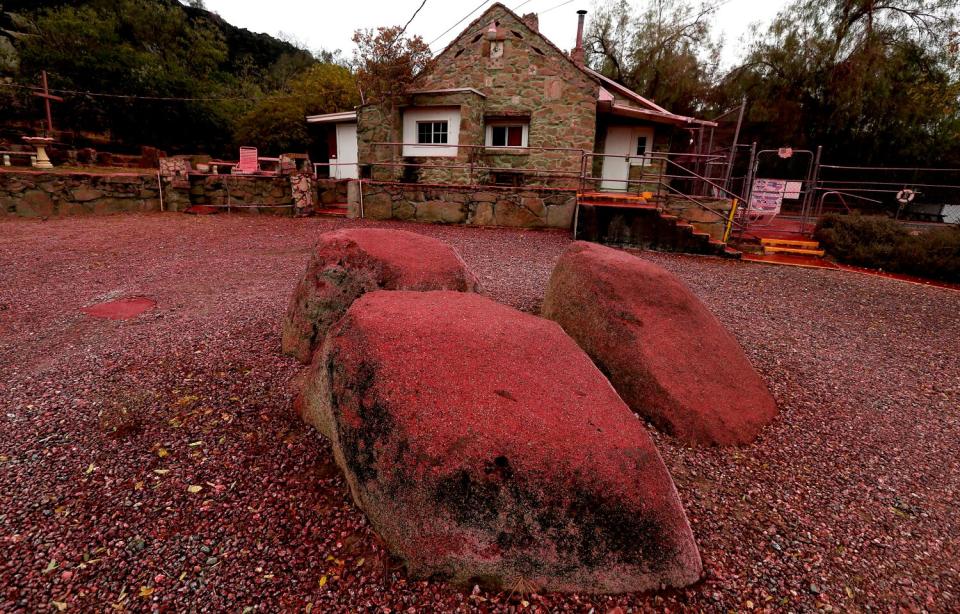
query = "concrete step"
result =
(579, 192, 650, 203)
(183, 205, 219, 215)
(761, 238, 821, 249)
(315, 202, 349, 217)
(316, 208, 348, 217)
(763, 245, 826, 257)
(579, 200, 657, 210)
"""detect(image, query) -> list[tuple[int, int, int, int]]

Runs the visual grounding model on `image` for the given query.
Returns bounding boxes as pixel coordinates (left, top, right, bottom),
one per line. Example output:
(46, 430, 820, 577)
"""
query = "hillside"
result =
(1, 0, 312, 75)
(0, 0, 319, 154)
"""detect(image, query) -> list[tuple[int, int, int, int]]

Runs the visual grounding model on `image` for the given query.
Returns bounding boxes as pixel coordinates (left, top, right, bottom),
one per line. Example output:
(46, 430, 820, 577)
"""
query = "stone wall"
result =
(416, 5, 597, 154)
(356, 4, 596, 190)
(0, 170, 160, 217)
(358, 182, 575, 229)
(316, 179, 349, 207)
(160, 175, 293, 214)
(1, 169, 355, 219)
(357, 104, 402, 182)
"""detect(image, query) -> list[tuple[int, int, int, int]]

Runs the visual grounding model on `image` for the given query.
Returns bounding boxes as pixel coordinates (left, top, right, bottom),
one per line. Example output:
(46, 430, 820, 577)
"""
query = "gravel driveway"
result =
(1, 213, 957, 612)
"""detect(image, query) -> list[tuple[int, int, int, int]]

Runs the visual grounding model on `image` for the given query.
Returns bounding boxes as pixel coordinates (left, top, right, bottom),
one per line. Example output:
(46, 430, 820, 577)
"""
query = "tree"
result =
(6, 0, 317, 155)
(722, 0, 960, 164)
(16, 0, 234, 150)
(584, 0, 722, 116)
(351, 26, 432, 104)
(235, 63, 359, 154)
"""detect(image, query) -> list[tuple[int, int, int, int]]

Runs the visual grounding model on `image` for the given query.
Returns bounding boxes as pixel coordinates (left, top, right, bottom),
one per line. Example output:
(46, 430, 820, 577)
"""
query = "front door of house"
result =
(600, 126, 655, 192)
(600, 126, 633, 192)
(334, 122, 359, 179)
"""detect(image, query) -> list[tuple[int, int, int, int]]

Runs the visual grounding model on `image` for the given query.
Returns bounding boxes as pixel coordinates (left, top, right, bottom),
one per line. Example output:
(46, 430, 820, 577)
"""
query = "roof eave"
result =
(305, 110, 358, 124)
(603, 102, 717, 127)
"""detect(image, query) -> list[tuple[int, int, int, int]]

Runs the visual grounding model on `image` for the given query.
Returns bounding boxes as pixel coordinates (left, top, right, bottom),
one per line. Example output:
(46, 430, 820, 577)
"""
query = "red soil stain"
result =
(80, 297, 156, 319)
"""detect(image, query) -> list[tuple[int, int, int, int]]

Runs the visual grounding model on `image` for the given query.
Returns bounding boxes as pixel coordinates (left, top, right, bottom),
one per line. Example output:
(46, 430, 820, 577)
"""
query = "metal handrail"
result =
(371, 141, 587, 155)
(367, 161, 582, 177)
(815, 190, 883, 216)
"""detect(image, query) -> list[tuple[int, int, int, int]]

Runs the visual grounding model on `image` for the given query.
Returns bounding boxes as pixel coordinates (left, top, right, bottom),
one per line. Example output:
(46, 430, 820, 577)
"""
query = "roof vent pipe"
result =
(572, 9, 587, 65)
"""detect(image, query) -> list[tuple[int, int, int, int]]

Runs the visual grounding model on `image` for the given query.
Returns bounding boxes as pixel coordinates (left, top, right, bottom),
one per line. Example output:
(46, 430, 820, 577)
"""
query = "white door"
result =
(600, 126, 633, 192)
(334, 122, 358, 179)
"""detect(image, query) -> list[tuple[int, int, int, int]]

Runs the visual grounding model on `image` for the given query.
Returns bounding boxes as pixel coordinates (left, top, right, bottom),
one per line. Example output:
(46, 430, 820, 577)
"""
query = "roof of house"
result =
(305, 110, 358, 124)
(425, 3, 715, 128)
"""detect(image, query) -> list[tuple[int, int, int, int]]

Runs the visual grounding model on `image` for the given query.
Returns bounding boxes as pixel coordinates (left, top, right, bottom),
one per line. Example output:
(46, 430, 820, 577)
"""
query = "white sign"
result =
(749, 178, 786, 216)
(784, 181, 803, 200)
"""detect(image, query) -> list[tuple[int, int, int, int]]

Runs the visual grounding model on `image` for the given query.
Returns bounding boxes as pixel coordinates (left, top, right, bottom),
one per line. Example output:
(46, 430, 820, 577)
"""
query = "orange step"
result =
(763, 245, 826, 257)
(761, 238, 821, 249)
(316, 203, 349, 217)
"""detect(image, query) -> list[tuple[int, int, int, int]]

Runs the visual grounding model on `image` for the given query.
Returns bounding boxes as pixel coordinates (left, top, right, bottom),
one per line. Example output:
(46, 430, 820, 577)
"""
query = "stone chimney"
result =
(522, 12, 539, 33)
(571, 9, 587, 65)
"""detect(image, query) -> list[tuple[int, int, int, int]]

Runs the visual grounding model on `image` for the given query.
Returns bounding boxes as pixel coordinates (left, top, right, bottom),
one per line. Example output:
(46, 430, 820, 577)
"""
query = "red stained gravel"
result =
(80, 297, 157, 320)
(1, 213, 958, 612)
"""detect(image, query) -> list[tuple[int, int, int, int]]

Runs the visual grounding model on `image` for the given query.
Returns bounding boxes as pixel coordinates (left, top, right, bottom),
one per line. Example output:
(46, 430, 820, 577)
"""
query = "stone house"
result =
(307, 3, 729, 242)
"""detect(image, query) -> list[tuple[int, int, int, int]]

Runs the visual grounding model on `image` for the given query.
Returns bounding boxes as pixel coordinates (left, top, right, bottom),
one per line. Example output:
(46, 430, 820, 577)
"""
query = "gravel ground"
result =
(1, 213, 958, 613)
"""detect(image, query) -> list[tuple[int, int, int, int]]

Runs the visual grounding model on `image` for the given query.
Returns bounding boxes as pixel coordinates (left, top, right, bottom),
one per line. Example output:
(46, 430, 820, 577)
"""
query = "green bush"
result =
(815, 214, 960, 283)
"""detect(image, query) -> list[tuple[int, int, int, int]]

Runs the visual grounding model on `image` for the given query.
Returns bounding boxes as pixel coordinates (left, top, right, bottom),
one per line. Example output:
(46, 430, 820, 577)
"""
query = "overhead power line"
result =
(0, 82, 259, 102)
(397, 0, 428, 39)
(428, 0, 493, 46)
(539, 0, 574, 16)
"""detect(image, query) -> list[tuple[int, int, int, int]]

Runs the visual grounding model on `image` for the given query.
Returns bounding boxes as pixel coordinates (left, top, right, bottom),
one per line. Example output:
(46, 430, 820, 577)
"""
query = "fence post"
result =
(722, 97, 747, 194)
(738, 141, 758, 241)
(800, 145, 823, 234)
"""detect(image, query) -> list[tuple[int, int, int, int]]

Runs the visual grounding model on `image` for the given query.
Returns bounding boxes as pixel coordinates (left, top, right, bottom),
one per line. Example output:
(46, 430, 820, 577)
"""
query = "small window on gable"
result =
(417, 121, 449, 145)
(486, 121, 528, 148)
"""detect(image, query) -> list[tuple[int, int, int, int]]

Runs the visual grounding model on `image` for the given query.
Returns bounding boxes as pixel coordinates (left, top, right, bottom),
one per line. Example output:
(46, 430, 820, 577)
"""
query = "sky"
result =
(196, 0, 789, 68)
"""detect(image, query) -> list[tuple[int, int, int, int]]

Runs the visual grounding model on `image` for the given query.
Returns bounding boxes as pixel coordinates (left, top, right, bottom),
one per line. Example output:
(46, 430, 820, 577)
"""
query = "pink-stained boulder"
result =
(281, 228, 482, 363)
(297, 290, 702, 594)
(542, 241, 777, 447)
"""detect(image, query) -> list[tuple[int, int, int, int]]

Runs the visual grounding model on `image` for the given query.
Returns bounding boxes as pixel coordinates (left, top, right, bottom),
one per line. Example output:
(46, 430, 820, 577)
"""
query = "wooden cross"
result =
(32, 71, 63, 136)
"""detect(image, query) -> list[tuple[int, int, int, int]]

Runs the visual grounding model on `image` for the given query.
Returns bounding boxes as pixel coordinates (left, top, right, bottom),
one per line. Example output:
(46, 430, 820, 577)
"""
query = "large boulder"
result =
(281, 228, 482, 363)
(542, 242, 777, 446)
(297, 290, 702, 594)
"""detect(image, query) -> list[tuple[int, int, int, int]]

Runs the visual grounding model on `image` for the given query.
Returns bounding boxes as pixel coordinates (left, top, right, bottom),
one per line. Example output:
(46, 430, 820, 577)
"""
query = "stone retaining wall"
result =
(357, 182, 576, 229)
(0, 170, 160, 217)
(316, 179, 349, 206)
(160, 175, 293, 214)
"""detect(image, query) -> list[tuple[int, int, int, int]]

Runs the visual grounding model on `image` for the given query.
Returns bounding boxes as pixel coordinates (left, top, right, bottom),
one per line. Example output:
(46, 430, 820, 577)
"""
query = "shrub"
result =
(815, 213, 960, 283)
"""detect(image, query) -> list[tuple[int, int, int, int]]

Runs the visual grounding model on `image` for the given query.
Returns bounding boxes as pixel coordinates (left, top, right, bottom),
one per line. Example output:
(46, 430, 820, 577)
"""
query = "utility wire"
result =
(539, 0, 574, 16)
(428, 0, 493, 46)
(513, 0, 536, 11)
(397, 0, 428, 38)
(0, 82, 260, 102)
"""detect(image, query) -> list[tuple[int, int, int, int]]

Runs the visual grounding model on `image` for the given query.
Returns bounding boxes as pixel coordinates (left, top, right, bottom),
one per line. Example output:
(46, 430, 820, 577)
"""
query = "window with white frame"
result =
(417, 121, 449, 145)
(485, 121, 528, 148)
(636, 135, 648, 157)
(402, 107, 460, 157)
(630, 128, 655, 166)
